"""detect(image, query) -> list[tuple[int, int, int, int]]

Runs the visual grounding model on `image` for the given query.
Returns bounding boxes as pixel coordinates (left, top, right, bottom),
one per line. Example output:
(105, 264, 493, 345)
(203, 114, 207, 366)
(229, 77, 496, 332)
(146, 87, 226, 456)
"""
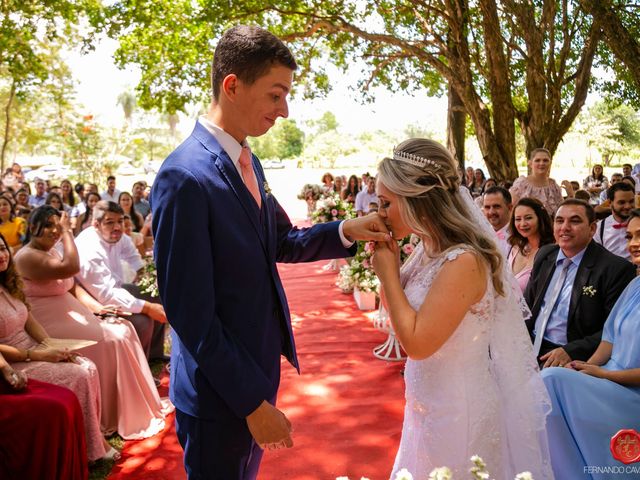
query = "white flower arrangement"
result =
(336, 235, 420, 295)
(137, 255, 159, 298)
(336, 456, 535, 480)
(582, 285, 597, 297)
(311, 193, 355, 224)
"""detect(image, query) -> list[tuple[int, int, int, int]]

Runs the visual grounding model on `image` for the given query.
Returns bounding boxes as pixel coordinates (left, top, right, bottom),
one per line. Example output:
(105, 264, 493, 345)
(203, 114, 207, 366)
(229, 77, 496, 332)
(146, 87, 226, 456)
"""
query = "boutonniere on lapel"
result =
(263, 181, 272, 197)
(582, 285, 597, 297)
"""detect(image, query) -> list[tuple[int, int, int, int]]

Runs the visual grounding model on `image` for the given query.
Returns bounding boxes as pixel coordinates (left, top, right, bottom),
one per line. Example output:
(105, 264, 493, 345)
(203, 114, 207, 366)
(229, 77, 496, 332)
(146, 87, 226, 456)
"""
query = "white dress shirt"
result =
(198, 116, 354, 247)
(101, 189, 121, 203)
(494, 224, 511, 257)
(75, 226, 145, 312)
(594, 215, 631, 261)
(355, 190, 379, 214)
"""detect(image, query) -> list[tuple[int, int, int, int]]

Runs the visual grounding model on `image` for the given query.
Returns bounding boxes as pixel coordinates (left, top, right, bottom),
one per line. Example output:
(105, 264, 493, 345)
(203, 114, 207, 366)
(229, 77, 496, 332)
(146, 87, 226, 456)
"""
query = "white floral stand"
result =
(372, 306, 406, 361)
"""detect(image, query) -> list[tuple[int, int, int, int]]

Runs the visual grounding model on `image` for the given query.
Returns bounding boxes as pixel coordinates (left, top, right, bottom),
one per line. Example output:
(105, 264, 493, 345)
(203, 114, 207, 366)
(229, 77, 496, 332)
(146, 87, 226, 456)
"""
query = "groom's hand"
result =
(343, 214, 391, 243)
(246, 400, 293, 450)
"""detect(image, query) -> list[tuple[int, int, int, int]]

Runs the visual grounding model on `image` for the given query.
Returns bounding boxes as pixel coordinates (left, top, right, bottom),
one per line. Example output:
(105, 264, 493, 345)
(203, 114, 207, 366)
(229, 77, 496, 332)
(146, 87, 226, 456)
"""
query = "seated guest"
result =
(583, 164, 608, 205)
(118, 191, 144, 232)
(320, 172, 334, 195)
(0, 196, 25, 252)
(625, 163, 640, 194)
(15, 206, 173, 439)
(573, 189, 591, 202)
(73, 192, 101, 236)
(60, 179, 76, 211)
(28, 178, 47, 207)
(507, 198, 554, 292)
(74, 201, 167, 360)
(468, 168, 486, 198)
(367, 201, 378, 214)
(541, 214, 640, 478)
(473, 177, 497, 208)
(45, 191, 72, 214)
(132, 181, 151, 219)
(524, 199, 636, 368)
(0, 353, 88, 480)
(482, 186, 512, 256)
(342, 174, 360, 204)
(14, 188, 30, 211)
(100, 175, 120, 203)
(0, 233, 113, 462)
(598, 172, 623, 205)
(355, 176, 378, 216)
(124, 214, 145, 257)
(594, 182, 636, 261)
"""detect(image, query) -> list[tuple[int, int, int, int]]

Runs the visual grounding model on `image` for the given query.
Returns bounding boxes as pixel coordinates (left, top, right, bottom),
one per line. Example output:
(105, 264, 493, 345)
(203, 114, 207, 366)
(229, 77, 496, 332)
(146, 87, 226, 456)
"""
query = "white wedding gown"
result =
(390, 242, 554, 479)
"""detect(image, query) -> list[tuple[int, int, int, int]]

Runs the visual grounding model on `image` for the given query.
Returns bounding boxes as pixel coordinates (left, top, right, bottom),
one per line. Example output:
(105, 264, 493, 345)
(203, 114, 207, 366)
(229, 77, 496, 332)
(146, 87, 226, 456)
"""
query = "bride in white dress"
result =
(372, 138, 554, 479)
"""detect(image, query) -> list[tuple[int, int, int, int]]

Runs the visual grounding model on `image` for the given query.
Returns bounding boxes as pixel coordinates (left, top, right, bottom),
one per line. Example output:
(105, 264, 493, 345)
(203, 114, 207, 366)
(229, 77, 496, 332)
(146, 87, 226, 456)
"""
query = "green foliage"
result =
(0, 0, 102, 169)
(250, 118, 304, 159)
(575, 100, 640, 166)
(303, 130, 358, 168)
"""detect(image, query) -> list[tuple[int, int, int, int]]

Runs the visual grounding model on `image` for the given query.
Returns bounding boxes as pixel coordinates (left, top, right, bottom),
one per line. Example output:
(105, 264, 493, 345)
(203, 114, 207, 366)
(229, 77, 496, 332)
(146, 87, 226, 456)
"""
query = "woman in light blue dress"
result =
(541, 209, 640, 479)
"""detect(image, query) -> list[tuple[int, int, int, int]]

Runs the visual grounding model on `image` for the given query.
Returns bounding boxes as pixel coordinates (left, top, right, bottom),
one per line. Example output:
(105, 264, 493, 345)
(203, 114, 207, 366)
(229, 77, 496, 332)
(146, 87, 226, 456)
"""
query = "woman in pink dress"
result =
(510, 148, 574, 216)
(15, 206, 173, 439)
(0, 233, 110, 461)
(506, 198, 555, 292)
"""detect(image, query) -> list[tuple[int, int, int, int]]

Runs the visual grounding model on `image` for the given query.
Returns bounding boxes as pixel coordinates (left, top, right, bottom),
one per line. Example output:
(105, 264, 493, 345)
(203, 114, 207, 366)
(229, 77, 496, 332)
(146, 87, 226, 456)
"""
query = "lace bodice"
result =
(399, 242, 496, 396)
(0, 287, 37, 350)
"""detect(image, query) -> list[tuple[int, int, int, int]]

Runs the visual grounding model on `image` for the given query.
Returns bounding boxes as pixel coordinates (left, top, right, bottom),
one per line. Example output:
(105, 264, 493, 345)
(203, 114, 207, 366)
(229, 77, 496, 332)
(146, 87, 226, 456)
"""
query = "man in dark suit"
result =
(151, 25, 390, 479)
(524, 199, 636, 368)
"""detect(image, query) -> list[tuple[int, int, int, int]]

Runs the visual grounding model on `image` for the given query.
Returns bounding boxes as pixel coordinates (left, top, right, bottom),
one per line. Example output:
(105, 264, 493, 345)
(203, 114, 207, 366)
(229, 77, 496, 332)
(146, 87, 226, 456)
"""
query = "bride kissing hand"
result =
(372, 239, 400, 283)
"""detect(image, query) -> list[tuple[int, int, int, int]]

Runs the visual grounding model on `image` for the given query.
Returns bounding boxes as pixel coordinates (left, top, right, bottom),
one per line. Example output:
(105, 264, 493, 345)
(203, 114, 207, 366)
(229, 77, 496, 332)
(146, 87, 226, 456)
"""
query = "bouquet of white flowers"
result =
(337, 235, 421, 294)
(311, 194, 355, 224)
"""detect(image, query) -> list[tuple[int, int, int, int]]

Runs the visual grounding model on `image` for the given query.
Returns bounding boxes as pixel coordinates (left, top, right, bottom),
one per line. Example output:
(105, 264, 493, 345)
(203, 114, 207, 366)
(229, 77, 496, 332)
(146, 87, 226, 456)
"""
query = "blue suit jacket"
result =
(151, 122, 355, 420)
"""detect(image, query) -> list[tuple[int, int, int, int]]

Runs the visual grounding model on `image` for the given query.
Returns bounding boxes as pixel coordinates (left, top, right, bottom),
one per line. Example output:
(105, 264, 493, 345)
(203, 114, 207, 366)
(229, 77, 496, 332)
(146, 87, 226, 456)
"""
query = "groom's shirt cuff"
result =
(338, 221, 355, 248)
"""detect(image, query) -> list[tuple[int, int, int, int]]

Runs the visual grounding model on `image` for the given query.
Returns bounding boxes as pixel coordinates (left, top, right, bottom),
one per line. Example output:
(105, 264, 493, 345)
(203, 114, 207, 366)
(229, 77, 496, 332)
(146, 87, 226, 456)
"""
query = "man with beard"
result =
(594, 182, 636, 260)
(482, 186, 512, 256)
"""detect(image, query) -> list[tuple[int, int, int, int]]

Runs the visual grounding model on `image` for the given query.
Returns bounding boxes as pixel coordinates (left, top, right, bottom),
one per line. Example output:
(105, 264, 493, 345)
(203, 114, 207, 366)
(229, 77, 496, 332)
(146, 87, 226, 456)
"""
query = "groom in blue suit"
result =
(152, 25, 389, 479)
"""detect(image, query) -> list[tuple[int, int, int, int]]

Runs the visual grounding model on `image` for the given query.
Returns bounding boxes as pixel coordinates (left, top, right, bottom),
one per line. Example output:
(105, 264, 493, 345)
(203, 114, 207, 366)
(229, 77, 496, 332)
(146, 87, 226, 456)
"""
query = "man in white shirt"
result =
(594, 182, 636, 260)
(482, 186, 512, 256)
(101, 175, 121, 203)
(75, 200, 167, 359)
(355, 177, 378, 216)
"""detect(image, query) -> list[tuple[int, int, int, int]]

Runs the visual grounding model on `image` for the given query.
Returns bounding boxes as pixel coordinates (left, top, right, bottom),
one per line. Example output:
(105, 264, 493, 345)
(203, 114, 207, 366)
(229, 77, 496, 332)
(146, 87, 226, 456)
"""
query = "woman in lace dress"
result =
(372, 138, 553, 479)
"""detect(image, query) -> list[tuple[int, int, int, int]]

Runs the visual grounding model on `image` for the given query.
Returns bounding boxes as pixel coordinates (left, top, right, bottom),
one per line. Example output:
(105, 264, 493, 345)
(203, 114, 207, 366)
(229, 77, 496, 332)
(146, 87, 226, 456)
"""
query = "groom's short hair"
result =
(211, 25, 298, 101)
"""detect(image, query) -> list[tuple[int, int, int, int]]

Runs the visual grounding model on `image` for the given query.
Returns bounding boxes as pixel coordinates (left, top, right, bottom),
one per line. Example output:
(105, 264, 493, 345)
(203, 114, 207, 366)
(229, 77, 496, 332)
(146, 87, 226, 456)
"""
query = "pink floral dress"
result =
(0, 287, 106, 461)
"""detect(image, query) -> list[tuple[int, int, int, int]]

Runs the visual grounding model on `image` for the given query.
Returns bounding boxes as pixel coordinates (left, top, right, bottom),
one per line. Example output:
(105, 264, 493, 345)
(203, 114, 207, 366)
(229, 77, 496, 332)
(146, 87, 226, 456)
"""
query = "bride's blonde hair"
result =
(378, 138, 505, 295)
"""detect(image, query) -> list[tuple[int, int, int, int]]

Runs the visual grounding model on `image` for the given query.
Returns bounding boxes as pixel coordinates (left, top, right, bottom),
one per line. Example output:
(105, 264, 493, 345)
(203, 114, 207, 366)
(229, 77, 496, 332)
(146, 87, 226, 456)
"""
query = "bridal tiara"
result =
(393, 149, 441, 170)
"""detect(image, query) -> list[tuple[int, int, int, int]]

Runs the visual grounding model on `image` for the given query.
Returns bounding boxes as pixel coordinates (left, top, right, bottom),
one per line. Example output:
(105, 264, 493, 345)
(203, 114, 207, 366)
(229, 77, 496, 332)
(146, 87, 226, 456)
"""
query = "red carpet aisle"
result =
(110, 260, 404, 480)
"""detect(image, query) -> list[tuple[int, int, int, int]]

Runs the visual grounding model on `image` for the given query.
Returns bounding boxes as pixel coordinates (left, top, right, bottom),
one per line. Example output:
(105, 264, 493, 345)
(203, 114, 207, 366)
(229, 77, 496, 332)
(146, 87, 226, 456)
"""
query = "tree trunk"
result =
(0, 80, 16, 174)
(447, 84, 466, 177)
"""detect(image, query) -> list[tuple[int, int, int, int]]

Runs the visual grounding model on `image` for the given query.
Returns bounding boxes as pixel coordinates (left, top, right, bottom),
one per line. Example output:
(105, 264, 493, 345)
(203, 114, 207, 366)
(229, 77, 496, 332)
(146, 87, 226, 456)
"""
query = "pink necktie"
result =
(238, 146, 261, 208)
